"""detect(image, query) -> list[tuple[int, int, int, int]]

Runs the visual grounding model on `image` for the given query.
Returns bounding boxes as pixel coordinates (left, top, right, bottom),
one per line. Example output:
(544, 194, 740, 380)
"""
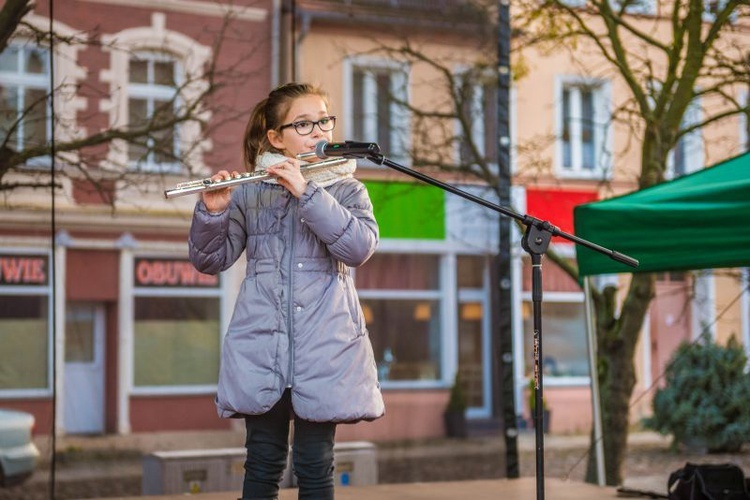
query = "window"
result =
(703, 0, 735, 22)
(0, 44, 50, 158)
(609, 0, 655, 15)
(127, 52, 181, 171)
(356, 253, 442, 383)
(0, 295, 49, 390)
(133, 296, 220, 387)
(562, 0, 654, 14)
(522, 300, 589, 379)
(457, 255, 490, 412)
(521, 258, 588, 382)
(667, 98, 703, 178)
(0, 252, 51, 394)
(101, 14, 211, 174)
(458, 77, 498, 166)
(131, 256, 222, 392)
(556, 77, 612, 178)
(347, 59, 409, 162)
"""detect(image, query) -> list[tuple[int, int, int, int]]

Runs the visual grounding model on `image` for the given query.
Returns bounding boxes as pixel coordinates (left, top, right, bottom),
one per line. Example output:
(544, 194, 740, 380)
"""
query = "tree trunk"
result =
(585, 273, 655, 485)
(0, 0, 33, 55)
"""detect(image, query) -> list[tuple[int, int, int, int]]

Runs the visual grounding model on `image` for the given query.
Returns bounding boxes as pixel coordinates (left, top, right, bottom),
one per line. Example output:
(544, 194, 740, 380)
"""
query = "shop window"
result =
(133, 296, 220, 387)
(457, 255, 485, 288)
(357, 253, 442, 382)
(521, 257, 588, 381)
(522, 300, 589, 379)
(0, 295, 49, 390)
(457, 255, 490, 410)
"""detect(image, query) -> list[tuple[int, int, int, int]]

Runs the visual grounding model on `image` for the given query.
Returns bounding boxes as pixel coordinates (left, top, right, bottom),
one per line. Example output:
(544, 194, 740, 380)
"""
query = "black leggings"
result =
(242, 390, 337, 500)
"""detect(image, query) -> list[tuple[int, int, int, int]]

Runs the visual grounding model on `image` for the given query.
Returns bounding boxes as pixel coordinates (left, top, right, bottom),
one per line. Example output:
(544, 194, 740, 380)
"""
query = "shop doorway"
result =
(458, 297, 491, 418)
(64, 302, 105, 434)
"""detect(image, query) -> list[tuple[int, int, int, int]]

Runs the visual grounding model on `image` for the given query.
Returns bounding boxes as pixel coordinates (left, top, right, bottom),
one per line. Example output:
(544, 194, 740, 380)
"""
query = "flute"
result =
(163, 155, 345, 199)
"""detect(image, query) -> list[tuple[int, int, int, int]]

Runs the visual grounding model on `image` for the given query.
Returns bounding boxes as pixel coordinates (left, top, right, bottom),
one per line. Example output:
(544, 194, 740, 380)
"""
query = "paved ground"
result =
(2, 429, 749, 499)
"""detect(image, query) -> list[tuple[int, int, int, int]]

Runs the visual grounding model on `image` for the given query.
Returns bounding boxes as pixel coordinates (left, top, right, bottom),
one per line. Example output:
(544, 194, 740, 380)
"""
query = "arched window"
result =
(101, 13, 211, 174)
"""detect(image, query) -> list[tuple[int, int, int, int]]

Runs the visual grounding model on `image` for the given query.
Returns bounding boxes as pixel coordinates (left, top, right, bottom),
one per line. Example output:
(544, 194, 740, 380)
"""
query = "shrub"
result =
(446, 372, 468, 413)
(644, 336, 750, 452)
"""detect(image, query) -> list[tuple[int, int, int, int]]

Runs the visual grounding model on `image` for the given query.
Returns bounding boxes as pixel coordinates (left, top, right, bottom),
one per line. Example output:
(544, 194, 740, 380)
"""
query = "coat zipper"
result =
(286, 200, 297, 388)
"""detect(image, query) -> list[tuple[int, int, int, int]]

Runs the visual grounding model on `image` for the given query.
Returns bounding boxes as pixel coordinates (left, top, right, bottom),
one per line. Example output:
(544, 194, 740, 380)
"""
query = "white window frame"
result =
(520, 244, 590, 387)
(129, 256, 224, 396)
(0, 249, 54, 399)
(457, 258, 493, 419)
(520, 290, 590, 387)
(666, 96, 703, 179)
(453, 69, 498, 170)
(0, 44, 51, 163)
(100, 13, 211, 175)
(691, 269, 716, 341)
(1, 15, 87, 169)
(127, 52, 183, 172)
(562, 0, 655, 14)
(355, 247, 446, 390)
(555, 75, 613, 180)
(343, 56, 410, 165)
(702, 0, 736, 22)
(609, 0, 656, 15)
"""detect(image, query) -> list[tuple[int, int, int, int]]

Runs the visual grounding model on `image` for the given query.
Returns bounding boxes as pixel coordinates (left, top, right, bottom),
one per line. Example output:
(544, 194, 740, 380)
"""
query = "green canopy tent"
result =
(574, 151, 750, 277)
(571, 151, 750, 484)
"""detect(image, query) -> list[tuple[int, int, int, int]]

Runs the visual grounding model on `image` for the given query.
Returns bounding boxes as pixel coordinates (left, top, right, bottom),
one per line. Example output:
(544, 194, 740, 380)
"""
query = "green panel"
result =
(364, 180, 445, 240)
(574, 152, 750, 276)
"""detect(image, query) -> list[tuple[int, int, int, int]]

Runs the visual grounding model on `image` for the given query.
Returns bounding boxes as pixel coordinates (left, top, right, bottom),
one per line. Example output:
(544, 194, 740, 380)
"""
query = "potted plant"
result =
(528, 378, 550, 433)
(443, 372, 468, 438)
(644, 336, 750, 453)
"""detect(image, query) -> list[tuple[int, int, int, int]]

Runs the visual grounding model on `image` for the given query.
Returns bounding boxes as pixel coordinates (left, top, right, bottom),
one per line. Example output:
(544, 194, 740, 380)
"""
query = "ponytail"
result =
(243, 98, 269, 170)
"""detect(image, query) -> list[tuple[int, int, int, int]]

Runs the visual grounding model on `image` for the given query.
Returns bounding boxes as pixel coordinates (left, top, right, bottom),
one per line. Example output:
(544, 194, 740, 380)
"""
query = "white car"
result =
(0, 409, 40, 487)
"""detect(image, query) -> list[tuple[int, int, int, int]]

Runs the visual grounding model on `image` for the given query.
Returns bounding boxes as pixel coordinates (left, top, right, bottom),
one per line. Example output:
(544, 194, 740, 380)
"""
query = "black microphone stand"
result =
(356, 150, 638, 500)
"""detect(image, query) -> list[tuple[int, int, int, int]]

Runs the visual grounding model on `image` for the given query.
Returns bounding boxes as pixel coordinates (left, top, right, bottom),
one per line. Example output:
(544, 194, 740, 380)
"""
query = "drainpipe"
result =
(294, 10, 311, 81)
(271, 0, 281, 87)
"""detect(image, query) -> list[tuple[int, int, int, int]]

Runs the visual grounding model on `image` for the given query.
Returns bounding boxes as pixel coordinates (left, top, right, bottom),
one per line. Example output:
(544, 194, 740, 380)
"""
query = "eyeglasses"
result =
(278, 116, 336, 136)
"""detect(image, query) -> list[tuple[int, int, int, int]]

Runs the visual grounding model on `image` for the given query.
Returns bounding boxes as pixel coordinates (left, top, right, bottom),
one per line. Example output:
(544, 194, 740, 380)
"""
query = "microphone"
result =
(313, 140, 381, 159)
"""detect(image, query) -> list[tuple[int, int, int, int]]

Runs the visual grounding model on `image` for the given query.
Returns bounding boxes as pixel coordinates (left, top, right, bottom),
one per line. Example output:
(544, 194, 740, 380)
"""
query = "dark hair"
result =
(243, 82, 328, 170)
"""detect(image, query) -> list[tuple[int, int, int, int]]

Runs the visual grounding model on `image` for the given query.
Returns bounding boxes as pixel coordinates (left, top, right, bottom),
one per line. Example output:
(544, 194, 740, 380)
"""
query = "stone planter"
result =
(443, 410, 467, 438)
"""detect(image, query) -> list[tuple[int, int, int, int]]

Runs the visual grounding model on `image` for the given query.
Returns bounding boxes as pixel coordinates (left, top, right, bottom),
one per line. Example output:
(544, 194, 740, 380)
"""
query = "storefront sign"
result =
(134, 258, 219, 288)
(0, 254, 49, 286)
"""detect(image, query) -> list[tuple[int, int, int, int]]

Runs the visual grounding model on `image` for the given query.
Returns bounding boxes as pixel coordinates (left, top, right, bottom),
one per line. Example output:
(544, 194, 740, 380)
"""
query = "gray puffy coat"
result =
(188, 177, 384, 423)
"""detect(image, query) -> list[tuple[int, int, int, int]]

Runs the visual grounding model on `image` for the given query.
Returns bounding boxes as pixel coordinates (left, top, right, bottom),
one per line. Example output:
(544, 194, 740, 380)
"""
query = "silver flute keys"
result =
(163, 156, 347, 199)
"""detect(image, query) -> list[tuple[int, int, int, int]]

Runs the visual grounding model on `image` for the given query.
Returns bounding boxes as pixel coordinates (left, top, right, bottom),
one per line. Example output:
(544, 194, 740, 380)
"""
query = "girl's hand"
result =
(201, 169, 237, 213)
(266, 158, 308, 198)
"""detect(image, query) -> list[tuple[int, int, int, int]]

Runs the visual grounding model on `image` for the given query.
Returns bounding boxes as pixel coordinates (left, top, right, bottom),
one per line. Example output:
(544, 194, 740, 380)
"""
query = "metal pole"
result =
(496, 0, 519, 479)
(584, 278, 606, 485)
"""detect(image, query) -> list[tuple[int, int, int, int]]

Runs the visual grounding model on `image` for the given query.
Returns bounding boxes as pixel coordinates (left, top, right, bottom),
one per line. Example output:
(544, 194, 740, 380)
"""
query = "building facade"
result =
(0, 0, 275, 435)
(1, 0, 748, 444)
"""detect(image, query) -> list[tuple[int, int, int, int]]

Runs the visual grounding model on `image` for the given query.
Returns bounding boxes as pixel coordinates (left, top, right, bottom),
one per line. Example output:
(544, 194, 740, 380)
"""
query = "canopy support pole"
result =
(584, 277, 606, 486)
